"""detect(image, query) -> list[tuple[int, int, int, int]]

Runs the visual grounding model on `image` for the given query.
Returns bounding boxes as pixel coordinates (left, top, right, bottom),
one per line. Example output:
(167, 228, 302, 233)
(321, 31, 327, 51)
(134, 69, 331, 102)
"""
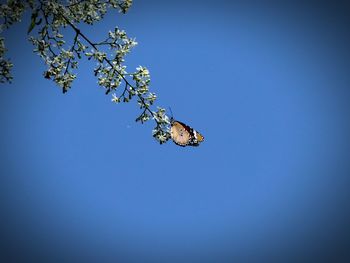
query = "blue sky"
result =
(1, 1, 350, 262)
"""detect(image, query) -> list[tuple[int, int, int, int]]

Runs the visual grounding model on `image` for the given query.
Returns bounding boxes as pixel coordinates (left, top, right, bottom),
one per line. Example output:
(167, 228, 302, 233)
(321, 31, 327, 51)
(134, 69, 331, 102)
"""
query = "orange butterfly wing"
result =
(170, 120, 204, 147)
(170, 121, 192, 146)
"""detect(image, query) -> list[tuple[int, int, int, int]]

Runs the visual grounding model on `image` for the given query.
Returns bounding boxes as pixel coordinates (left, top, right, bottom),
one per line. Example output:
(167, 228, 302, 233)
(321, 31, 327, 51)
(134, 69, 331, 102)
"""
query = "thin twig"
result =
(64, 31, 79, 74)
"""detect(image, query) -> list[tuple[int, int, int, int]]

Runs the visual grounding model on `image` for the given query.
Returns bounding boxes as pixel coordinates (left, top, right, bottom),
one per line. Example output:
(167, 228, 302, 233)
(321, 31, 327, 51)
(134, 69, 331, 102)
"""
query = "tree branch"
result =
(64, 31, 79, 75)
(59, 13, 158, 122)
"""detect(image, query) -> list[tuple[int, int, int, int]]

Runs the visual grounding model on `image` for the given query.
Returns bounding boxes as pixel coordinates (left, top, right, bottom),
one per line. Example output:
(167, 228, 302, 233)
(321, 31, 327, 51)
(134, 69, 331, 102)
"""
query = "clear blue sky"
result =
(1, 1, 350, 262)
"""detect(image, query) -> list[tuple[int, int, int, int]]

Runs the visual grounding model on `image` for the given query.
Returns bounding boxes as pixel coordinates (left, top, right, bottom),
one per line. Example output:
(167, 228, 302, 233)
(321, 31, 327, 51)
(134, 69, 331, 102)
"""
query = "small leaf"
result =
(44, 71, 51, 79)
(27, 11, 38, 34)
(27, 19, 36, 34)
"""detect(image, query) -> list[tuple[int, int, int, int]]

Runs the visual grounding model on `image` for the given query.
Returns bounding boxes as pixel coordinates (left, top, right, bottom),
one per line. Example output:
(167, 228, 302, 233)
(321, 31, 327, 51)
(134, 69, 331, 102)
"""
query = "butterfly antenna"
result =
(168, 107, 174, 122)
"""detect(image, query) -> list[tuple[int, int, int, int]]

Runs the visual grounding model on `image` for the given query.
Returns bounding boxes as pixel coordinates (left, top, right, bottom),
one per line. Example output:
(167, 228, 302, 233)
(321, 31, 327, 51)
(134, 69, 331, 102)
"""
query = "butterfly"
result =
(170, 119, 204, 147)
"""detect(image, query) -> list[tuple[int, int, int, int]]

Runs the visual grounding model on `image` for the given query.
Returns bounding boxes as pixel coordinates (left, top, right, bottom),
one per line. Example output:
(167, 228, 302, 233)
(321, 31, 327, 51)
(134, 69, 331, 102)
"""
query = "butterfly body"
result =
(170, 119, 204, 147)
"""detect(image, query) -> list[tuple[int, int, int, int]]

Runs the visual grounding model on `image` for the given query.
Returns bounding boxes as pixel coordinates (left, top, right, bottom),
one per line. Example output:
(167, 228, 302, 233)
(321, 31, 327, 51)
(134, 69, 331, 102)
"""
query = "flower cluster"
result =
(152, 107, 171, 144)
(67, 0, 133, 23)
(0, 0, 26, 83)
(67, 0, 129, 24)
(0, 0, 26, 29)
(0, 29, 13, 83)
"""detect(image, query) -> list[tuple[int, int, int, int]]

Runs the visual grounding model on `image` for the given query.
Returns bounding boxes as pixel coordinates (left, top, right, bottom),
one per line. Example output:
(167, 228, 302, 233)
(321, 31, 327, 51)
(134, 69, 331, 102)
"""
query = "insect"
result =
(170, 119, 204, 147)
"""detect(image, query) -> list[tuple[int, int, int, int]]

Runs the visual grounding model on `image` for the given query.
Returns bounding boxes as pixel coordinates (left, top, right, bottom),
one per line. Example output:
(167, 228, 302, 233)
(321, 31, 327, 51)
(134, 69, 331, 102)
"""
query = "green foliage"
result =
(0, 0, 26, 83)
(0, 34, 13, 83)
(0, 0, 171, 144)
